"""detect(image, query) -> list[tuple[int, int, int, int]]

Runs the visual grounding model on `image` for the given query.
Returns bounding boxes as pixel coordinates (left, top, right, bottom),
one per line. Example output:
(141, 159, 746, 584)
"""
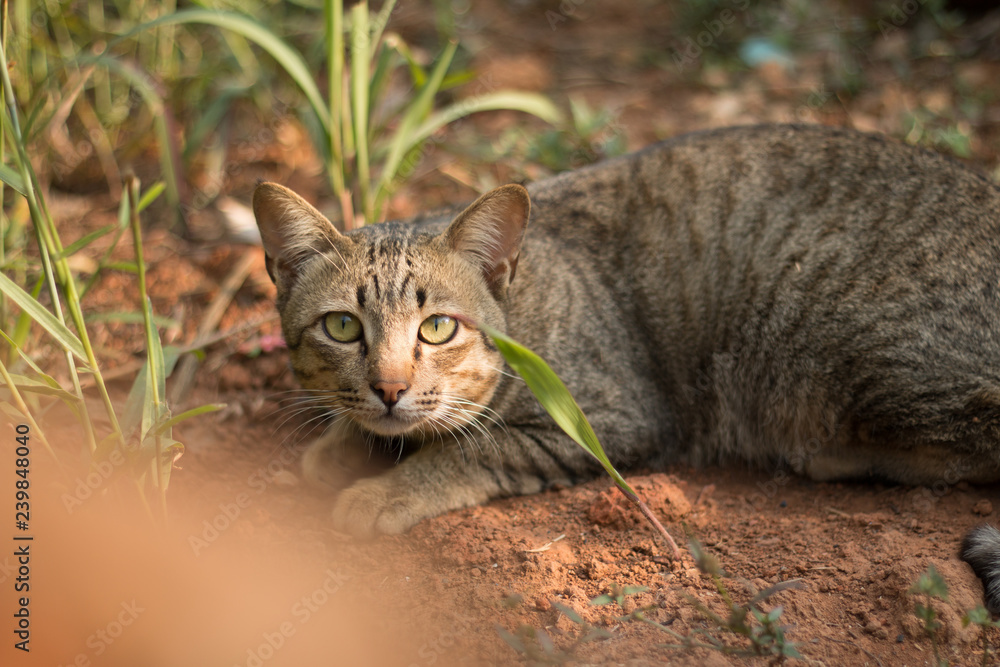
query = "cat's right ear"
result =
(252, 182, 345, 287)
(444, 184, 530, 297)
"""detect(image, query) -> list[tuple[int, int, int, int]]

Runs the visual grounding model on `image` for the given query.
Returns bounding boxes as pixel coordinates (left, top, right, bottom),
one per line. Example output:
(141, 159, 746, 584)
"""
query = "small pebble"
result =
(973, 499, 993, 516)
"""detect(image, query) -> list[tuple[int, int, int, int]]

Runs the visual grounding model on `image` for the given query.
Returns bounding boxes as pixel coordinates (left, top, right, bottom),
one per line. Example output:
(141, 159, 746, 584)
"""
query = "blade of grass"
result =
(1, 32, 102, 455)
(0, 272, 87, 361)
(127, 175, 168, 517)
(479, 322, 681, 560)
(350, 1, 372, 226)
(373, 39, 458, 218)
(325, 0, 346, 197)
(100, 9, 330, 146)
(0, 354, 57, 462)
(0, 162, 25, 195)
(51, 224, 115, 259)
(151, 403, 224, 436)
(412, 91, 562, 148)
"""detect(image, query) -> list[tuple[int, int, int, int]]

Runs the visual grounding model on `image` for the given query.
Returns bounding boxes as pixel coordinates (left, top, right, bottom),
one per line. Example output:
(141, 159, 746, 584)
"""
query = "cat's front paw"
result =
(300, 429, 369, 491)
(331, 475, 436, 538)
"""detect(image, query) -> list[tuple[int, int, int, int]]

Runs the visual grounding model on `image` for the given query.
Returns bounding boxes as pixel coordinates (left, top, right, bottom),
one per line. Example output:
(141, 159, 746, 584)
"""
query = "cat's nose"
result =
(373, 380, 409, 406)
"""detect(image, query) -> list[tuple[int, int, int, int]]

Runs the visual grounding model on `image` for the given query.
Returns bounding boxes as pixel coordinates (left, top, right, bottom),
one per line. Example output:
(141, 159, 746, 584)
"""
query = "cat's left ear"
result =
(444, 184, 530, 296)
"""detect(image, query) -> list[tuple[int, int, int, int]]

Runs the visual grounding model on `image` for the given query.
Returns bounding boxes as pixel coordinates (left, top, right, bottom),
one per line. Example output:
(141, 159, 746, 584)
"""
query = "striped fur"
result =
(254, 122, 1000, 597)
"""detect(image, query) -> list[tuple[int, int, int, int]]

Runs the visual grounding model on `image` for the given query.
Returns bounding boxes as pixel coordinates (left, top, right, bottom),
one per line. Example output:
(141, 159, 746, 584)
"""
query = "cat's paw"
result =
(300, 430, 368, 491)
(331, 475, 435, 538)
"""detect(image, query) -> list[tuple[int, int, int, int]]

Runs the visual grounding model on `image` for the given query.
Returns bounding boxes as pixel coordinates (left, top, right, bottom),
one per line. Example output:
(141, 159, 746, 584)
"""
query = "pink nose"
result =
(373, 381, 409, 406)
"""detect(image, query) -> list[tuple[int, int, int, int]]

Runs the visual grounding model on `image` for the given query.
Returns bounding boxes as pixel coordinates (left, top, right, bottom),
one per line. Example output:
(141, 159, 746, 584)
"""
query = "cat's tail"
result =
(962, 525, 1000, 614)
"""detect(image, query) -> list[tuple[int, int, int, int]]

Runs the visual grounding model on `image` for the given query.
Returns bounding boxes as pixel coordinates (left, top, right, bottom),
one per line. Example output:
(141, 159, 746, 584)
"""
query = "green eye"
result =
(323, 312, 362, 343)
(418, 315, 457, 345)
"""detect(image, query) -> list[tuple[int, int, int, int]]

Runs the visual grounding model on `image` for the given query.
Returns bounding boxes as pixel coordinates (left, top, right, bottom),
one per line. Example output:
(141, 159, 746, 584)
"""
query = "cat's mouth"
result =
(356, 409, 426, 437)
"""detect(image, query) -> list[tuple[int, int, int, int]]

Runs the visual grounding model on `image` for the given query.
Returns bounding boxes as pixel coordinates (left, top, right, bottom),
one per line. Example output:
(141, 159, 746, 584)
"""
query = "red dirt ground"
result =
(4, 2, 1000, 666)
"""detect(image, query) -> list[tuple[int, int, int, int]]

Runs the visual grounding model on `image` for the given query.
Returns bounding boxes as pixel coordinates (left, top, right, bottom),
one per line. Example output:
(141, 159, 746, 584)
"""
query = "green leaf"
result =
(495, 625, 527, 654)
(350, 1, 373, 219)
(551, 601, 584, 625)
(962, 605, 997, 627)
(137, 181, 166, 212)
(0, 329, 60, 386)
(52, 224, 116, 259)
(413, 91, 562, 145)
(0, 163, 27, 196)
(121, 345, 181, 440)
(589, 594, 614, 606)
(480, 323, 635, 497)
(4, 373, 80, 402)
(374, 40, 459, 212)
(750, 579, 805, 605)
(909, 565, 949, 600)
(105, 261, 139, 273)
(84, 311, 180, 329)
(536, 628, 555, 655)
(0, 271, 88, 361)
(102, 9, 330, 141)
(151, 403, 225, 436)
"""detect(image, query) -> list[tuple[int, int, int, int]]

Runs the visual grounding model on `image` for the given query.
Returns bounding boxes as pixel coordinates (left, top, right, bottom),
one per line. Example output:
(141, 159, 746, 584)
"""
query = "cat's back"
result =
(515, 124, 1000, 471)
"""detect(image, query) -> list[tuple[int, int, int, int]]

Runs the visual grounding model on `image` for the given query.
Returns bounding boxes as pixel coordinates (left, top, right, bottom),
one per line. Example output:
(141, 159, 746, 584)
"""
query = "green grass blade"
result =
(6, 373, 80, 402)
(350, 1, 372, 222)
(0, 329, 61, 387)
(52, 224, 115, 259)
(412, 91, 562, 146)
(0, 271, 87, 361)
(84, 311, 179, 328)
(151, 402, 225, 436)
(92, 55, 180, 217)
(0, 162, 26, 195)
(325, 0, 347, 199)
(374, 40, 458, 216)
(101, 9, 330, 139)
(369, 0, 398, 50)
(479, 323, 635, 496)
(137, 180, 166, 212)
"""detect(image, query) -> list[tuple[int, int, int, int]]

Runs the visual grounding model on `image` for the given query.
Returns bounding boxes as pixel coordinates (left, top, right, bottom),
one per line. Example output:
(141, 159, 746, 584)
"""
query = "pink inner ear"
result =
(252, 182, 344, 274)
(447, 184, 530, 281)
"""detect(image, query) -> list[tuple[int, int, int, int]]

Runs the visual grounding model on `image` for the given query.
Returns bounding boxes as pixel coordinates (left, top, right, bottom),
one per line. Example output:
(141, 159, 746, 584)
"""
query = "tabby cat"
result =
(253, 124, 1000, 605)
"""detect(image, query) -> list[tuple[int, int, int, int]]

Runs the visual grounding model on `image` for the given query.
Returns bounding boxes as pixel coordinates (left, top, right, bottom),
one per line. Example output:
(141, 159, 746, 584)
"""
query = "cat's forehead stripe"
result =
(355, 236, 429, 308)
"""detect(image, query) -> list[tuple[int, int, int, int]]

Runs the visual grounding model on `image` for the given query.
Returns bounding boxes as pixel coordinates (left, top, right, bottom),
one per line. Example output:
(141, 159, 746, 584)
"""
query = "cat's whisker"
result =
(486, 364, 520, 381)
(273, 402, 345, 433)
(446, 397, 507, 432)
(280, 407, 347, 448)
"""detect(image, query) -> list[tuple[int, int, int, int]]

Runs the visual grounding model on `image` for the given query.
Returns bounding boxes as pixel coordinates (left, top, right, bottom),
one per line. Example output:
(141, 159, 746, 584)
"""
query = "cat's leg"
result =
(329, 425, 596, 538)
(300, 421, 387, 490)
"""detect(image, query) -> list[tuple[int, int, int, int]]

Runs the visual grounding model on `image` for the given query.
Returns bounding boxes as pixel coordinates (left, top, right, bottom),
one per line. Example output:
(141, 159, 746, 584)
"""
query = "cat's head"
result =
(253, 183, 529, 437)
